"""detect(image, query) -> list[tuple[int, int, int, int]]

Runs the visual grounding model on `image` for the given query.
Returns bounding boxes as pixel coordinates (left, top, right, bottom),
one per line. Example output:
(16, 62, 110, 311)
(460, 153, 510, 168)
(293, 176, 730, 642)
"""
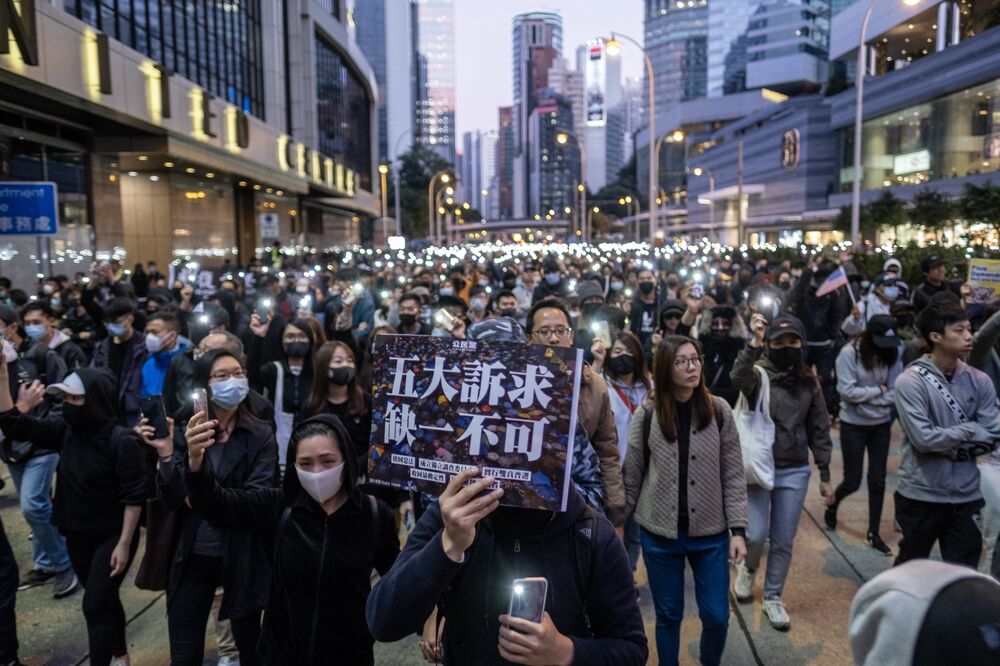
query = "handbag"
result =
(134, 495, 179, 591)
(733, 365, 776, 490)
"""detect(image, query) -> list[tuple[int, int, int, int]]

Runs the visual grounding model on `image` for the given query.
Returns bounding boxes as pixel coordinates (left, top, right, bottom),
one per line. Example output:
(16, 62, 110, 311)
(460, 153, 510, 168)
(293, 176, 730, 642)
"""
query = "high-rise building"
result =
(512, 10, 563, 217)
(576, 39, 623, 190)
(460, 131, 482, 208)
(707, 0, 757, 97)
(745, 1, 830, 95)
(413, 0, 456, 163)
(643, 0, 709, 113)
(548, 58, 585, 146)
(528, 90, 580, 218)
(497, 106, 515, 218)
(480, 131, 499, 217)
(355, 0, 415, 162)
(622, 75, 645, 166)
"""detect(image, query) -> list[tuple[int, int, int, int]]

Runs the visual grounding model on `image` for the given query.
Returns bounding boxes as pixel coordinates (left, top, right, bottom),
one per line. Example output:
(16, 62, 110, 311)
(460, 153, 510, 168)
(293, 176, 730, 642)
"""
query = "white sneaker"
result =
(217, 658, 239, 666)
(732, 561, 755, 603)
(763, 596, 790, 631)
(112, 659, 130, 666)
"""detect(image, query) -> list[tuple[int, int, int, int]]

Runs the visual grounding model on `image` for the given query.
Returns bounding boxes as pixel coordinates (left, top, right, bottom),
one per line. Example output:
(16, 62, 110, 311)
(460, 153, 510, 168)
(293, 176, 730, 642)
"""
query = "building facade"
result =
(412, 0, 456, 163)
(0, 0, 379, 287)
(527, 91, 579, 219)
(497, 105, 515, 218)
(745, 0, 830, 95)
(643, 0, 709, 113)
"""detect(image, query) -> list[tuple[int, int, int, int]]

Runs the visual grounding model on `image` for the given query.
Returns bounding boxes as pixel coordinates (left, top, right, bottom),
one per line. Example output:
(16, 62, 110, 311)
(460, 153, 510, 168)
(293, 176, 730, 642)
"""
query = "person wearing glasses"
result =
(526, 300, 627, 530)
(729, 314, 833, 632)
(143, 349, 278, 666)
(622, 335, 747, 666)
(247, 316, 315, 477)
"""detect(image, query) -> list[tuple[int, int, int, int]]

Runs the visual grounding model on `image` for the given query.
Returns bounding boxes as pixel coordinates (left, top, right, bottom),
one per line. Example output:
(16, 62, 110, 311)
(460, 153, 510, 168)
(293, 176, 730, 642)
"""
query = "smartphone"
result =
(591, 320, 611, 348)
(256, 298, 272, 322)
(192, 388, 209, 417)
(434, 308, 457, 331)
(140, 395, 170, 439)
(690, 283, 705, 299)
(509, 577, 548, 624)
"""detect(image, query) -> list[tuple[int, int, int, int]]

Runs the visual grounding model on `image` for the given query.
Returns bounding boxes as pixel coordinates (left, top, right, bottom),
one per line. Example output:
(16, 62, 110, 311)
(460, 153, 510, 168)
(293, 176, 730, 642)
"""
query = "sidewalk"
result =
(4, 424, 910, 664)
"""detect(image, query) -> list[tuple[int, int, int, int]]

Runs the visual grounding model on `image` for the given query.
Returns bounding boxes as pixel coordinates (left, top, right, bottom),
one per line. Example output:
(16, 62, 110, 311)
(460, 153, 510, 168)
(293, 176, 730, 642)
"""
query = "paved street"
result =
(5, 424, 920, 665)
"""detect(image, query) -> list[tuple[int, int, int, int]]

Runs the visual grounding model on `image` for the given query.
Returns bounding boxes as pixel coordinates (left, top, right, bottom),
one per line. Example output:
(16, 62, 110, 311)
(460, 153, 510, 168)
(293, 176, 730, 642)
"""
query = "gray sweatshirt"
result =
(835, 342, 902, 426)
(894, 355, 1000, 504)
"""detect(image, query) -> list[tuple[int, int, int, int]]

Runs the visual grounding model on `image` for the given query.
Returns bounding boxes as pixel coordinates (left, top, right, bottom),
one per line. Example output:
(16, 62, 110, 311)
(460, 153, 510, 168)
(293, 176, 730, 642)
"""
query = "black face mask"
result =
(62, 403, 86, 429)
(581, 303, 603, 317)
(778, 281, 790, 290)
(399, 313, 418, 328)
(639, 282, 655, 295)
(895, 315, 914, 330)
(767, 346, 802, 372)
(709, 329, 728, 341)
(502, 279, 516, 289)
(328, 367, 355, 385)
(490, 506, 554, 538)
(499, 308, 517, 319)
(609, 354, 636, 376)
(666, 278, 680, 289)
(284, 341, 310, 359)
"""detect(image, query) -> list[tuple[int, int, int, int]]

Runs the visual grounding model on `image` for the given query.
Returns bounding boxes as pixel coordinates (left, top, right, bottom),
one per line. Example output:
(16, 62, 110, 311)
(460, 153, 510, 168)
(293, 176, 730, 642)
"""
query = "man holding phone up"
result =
(367, 469, 647, 665)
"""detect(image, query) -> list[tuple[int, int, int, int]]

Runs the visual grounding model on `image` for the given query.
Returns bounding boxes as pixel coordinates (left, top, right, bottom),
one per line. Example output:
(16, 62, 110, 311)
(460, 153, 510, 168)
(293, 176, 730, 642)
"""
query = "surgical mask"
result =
(882, 286, 900, 300)
(439, 287, 455, 297)
(472, 297, 488, 311)
(767, 346, 803, 372)
(611, 281, 624, 291)
(399, 313, 418, 327)
(609, 355, 635, 376)
(328, 367, 355, 385)
(296, 462, 345, 504)
(106, 322, 127, 338)
(25, 324, 47, 341)
(479, 278, 490, 287)
(145, 333, 165, 353)
(545, 273, 560, 285)
(51, 297, 62, 309)
(42, 284, 55, 295)
(210, 377, 249, 409)
(284, 341, 310, 359)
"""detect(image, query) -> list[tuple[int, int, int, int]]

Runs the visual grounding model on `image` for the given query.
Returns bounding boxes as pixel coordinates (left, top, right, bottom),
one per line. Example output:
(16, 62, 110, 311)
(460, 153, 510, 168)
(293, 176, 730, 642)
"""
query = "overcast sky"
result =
(453, 0, 644, 141)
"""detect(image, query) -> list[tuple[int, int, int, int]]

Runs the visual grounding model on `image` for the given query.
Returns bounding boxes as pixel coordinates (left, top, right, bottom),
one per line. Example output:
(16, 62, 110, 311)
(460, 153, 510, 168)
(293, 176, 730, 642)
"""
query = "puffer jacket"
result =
(730, 345, 832, 482)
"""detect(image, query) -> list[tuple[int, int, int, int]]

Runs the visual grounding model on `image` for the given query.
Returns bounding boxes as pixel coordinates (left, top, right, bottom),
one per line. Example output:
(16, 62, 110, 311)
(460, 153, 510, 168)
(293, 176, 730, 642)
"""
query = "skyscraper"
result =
(744, 1, 830, 95)
(528, 90, 579, 218)
(480, 130, 499, 216)
(707, 0, 757, 97)
(512, 10, 563, 217)
(497, 106, 515, 218)
(355, 0, 415, 162)
(413, 0, 457, 163)
(643, 0, 709, 113)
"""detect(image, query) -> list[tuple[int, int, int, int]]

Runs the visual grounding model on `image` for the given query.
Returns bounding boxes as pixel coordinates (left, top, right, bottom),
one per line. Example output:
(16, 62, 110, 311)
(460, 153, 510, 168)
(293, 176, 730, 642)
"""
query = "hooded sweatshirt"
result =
(185, 414, 400, 666)
(893, 355, 1000, 504)
(835, 341, 902, 426)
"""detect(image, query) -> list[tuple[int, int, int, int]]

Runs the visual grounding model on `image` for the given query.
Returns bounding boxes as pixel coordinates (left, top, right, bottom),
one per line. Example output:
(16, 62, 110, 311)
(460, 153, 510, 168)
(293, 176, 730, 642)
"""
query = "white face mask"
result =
(145, 332, 165, 353)
(295, 462, 345, 504)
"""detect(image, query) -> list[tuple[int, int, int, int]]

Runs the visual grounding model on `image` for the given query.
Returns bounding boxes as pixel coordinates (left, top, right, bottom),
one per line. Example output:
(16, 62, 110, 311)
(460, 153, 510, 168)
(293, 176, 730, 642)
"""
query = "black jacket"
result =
(159, 406, 279, 620)
(1, 343, 68, 464)
(247, 337, 313, 416)
(186, 414, 399, 665)
(366, 488, 648, 666)
(91, 331, 148, 427)
(0, 368, 150, 533)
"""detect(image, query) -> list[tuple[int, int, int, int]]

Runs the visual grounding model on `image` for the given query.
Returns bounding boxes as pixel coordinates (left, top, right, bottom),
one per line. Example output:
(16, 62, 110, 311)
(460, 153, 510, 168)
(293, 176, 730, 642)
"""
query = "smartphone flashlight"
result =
(261, 298, 272, 309)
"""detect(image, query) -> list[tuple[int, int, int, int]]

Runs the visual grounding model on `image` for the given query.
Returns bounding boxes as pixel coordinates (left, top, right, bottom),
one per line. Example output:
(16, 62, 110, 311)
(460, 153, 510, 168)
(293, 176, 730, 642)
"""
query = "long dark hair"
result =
(305, 341, 365, 417)
(605, 331, 652, 390)
(857, 333, 899, 371)
(652, 335, 715, 441)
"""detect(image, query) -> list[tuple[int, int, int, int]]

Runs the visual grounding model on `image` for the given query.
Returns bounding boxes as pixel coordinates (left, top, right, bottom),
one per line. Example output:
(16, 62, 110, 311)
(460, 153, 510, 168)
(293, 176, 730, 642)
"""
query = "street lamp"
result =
(391, 129, 411, 237)
(609, 31, 656, 245)
(378, 164, 389, 243)
(851, 0, 923, 247)
(691, 166, 716, 242)
(427, 170, 451, 245)
(556, 130, 587, 242)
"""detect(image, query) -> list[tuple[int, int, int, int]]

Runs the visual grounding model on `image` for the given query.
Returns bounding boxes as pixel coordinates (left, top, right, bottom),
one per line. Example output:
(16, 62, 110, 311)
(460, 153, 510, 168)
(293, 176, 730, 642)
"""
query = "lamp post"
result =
(691, 166, 715, 242)
(556, 130, 586, 244)
(378, 164, 389, 244)
(427, 170, 451, 245)
(607, 32, 655, 245)
(851, 0, 923, 247)
(619, 195, 639, 241)
(391, 129, 411, 238)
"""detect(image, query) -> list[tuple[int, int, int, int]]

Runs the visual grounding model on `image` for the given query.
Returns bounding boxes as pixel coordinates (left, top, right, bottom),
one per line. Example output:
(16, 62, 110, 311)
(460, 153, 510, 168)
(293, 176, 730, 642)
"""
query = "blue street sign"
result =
(0, 182, 60, 235)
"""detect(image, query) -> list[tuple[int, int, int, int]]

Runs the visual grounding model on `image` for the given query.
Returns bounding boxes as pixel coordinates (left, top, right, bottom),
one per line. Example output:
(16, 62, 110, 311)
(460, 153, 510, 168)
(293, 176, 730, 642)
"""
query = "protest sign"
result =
(967, 259, 1000, 303)
(366, 334, 583, 512)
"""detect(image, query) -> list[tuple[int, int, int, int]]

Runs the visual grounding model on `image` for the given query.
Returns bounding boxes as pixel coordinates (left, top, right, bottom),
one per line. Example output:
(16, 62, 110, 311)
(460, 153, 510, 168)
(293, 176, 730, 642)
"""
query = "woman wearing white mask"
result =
(177, 414, 399, 665)
(140, 348, 278, 666)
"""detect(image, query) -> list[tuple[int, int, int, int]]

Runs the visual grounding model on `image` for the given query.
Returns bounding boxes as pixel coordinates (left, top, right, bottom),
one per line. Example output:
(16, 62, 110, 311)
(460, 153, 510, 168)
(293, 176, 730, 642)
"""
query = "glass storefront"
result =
(840, 75, 1000, 190)
(315, 34, 373, 191)
(63, 0, 266, 119)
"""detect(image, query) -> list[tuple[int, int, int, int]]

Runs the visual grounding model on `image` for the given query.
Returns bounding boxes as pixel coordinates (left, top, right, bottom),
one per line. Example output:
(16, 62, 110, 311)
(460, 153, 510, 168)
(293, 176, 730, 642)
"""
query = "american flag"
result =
(815, 267, 848, 298)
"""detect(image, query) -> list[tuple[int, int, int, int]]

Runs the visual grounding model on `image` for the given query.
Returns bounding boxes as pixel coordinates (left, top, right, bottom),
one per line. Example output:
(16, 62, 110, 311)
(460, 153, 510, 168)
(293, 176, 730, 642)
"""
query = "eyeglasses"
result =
(209, 369, 246, 382)
(283, 335, 309, 343)
(673, 355, 704, 370)
(533, 326, 572, 339)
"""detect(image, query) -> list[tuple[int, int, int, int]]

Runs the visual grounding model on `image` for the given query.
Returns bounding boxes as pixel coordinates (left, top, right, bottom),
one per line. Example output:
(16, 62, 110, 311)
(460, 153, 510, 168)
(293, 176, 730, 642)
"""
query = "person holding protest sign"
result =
(623, 335, 747, 666)
(366, 468, 648, 665)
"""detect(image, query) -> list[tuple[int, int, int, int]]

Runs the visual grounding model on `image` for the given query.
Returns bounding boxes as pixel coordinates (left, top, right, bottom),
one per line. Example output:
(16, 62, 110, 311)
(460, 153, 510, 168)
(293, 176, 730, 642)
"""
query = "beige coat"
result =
(578, 364, 627, 525)
(623, 398, 747, 539)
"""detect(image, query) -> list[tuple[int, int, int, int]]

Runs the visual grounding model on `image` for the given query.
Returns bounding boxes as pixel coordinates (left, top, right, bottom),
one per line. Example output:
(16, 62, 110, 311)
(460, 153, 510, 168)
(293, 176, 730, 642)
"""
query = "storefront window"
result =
(840, 75, 1000, 190)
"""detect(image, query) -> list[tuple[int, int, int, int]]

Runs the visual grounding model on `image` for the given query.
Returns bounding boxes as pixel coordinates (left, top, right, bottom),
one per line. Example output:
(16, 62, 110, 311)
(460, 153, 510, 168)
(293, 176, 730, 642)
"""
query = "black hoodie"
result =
(0, 368, 150, 532)
(366, 487, 648, 666)
(185, 414, 399, 665)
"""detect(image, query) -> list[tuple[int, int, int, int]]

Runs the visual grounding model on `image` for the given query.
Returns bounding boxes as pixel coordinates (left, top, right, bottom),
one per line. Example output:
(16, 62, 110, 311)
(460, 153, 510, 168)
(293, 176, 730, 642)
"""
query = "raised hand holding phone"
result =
(185, 410, 219, 471)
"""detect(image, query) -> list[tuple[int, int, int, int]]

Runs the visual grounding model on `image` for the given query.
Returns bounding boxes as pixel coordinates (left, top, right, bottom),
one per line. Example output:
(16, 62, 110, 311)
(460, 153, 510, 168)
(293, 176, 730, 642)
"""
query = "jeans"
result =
(894, 493, 984, 568)
(641, 528, 730, 666)
(832, 422, 891, 534)
(168, 554, 261, 666)
(0, 514, 18, 664)
(624, 515, 641, 571)
(8, 453, 71, 573)
(746, 465, 811, 598)
(64, 529, 140, 666)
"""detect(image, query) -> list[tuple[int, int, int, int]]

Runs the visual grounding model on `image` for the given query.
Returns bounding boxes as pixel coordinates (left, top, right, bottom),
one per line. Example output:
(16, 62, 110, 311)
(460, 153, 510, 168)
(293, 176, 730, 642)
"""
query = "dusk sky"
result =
(453, 0, 644, 140)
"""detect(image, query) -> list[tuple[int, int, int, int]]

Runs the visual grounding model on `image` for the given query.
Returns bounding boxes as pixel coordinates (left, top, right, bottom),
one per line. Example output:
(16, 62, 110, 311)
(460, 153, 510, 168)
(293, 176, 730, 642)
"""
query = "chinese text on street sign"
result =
(0, 182, 59, 235)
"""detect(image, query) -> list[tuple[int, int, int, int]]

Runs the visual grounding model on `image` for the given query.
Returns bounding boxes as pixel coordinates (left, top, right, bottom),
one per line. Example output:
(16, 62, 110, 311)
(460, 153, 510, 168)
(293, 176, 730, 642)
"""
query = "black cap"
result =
(921, 255, 946, 273)
(890, 299, 916, 316)
(661, 298, 685, 316)
(766, 315, 806, 342)
(868, 315, 901, 349)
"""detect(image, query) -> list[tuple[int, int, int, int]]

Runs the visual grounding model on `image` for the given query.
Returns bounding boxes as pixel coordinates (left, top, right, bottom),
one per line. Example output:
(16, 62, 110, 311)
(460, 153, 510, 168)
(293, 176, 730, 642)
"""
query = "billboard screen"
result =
(585, 44, 606, 127)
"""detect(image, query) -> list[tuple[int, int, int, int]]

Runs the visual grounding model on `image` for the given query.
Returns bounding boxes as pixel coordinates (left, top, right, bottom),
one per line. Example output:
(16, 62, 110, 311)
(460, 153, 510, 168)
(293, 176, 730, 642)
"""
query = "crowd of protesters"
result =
(1, 240, 999, 665)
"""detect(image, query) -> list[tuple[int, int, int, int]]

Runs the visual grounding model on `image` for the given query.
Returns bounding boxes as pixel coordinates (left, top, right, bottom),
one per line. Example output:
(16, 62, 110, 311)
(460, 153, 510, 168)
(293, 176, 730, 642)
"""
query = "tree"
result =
(908, 188, 954, 242)
(834, 203, 878, 243)
(395, 144, 453, 238)
(866, 190, 908, 240)
(960, 181, 1000, 240)
(593, 152, 644, 212)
